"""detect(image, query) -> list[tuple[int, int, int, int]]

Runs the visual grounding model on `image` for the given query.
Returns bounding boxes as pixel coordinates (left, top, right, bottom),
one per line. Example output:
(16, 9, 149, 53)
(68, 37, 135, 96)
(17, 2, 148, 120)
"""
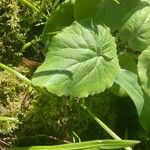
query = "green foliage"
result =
(119, 6, 150, 51)
(1, 0, 150, 149)
(39, 0, 150, 132)
(30, 0, 150, 148)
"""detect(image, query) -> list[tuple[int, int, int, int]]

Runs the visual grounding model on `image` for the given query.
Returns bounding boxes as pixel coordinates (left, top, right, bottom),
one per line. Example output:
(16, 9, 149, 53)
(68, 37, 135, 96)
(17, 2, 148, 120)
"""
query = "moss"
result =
(15, 91, 122, 146)
(0, 0, 45, 65)
(0, 66, 36, 135)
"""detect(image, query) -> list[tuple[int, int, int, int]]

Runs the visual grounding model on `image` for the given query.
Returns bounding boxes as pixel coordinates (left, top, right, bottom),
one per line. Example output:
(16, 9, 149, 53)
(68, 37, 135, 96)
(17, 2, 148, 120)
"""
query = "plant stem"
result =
(19, 0, 48, 20)
(0, 63, 31, 86)
(0, 116, 18, 122)
(81, 104, 132, 150)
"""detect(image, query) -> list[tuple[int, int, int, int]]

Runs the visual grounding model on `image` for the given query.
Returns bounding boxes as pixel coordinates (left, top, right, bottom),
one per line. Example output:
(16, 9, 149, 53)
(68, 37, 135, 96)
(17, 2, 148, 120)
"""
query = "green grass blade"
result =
(13, 140, 140, 150)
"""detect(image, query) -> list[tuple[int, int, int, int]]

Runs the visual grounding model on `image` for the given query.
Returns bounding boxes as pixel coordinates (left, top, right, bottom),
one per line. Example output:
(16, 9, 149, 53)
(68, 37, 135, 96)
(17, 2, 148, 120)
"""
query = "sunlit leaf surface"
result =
(32, 20, 119, 97)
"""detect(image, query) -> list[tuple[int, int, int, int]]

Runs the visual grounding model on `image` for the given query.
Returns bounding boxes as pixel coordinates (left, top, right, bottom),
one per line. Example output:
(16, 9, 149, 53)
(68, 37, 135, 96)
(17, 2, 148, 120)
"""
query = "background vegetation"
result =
(0, 0, 150, 150)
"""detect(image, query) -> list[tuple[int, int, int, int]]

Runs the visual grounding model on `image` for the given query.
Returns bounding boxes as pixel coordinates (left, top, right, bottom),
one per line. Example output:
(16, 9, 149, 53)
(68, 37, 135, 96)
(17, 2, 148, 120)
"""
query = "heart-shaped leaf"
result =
(32, 20, 119, 97)
(119, 6, 150, 51)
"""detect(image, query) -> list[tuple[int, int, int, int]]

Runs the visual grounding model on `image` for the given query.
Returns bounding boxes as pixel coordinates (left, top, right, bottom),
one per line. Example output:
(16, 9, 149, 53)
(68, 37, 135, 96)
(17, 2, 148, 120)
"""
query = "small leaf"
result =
(32, 20, 119, 97)
(114, 69, 144, 116)
(119, 6, 150, 51)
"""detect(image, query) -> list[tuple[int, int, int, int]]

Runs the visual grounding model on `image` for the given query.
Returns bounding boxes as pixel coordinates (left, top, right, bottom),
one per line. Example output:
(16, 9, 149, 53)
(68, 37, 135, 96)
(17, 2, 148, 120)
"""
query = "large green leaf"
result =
(138, 48, 150, 97)
(13, 140, 140, 150)
(75, 0, 140, 31)
(32, 20, 119, 97)
(114, 69, 144, 116)
(119, 6, 150, 51)
(42, 0, 74, 49)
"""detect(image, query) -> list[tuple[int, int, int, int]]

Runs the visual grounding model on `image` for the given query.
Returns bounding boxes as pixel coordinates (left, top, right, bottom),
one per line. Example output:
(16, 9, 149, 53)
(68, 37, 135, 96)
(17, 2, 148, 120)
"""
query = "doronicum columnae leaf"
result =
(32, 20, 119, 97)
